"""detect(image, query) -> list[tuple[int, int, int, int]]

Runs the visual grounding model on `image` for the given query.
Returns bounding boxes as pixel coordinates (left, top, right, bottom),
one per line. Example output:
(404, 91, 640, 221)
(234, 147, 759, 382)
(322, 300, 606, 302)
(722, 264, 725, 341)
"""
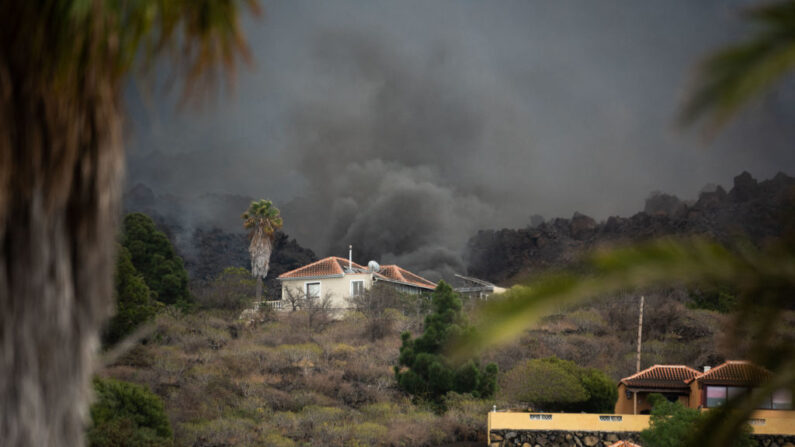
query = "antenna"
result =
(636, 295, 644, 373)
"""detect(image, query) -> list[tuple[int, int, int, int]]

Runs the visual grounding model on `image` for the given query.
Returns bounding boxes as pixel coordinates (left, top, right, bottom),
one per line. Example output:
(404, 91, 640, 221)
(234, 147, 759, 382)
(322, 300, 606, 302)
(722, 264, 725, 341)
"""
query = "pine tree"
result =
(395, 281, 497, 404)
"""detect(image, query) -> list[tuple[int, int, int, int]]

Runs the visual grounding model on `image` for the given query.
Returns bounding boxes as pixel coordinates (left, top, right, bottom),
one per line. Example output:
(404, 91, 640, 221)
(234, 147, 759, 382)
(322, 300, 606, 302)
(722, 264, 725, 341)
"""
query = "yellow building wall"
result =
(488, 411, 795, 436)
(488, 412, 650, 433)
(280, 273, 374, 309)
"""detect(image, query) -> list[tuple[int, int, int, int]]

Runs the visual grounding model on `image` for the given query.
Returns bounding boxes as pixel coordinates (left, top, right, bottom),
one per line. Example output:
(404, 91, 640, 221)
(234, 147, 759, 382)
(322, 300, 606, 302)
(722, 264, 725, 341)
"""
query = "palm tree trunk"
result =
(256, 276, 263, 301)
(0, 19, 122, 446)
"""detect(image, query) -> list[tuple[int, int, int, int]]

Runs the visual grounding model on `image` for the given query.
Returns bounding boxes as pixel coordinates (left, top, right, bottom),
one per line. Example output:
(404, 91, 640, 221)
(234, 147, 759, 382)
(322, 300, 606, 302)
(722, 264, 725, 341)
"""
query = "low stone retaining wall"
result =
(489, 430, 639, 447)
(489, 430, 795, 447)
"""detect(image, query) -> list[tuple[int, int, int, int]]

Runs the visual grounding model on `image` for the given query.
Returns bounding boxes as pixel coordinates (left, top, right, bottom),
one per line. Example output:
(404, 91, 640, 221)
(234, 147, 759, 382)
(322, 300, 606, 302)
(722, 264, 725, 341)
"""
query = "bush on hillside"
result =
(499, 356, 616, 413)
(195, 266, 256, 311)
(88, 377, 172, 447)
(348, 283, 405, 340)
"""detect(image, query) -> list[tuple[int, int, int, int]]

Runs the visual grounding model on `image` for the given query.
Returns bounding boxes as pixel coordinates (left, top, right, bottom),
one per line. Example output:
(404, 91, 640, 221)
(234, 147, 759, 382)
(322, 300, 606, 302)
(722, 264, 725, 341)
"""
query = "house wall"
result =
(688, 380, 701, 409)
(280, 273, 375, 309)
(488, 410, 795, 439)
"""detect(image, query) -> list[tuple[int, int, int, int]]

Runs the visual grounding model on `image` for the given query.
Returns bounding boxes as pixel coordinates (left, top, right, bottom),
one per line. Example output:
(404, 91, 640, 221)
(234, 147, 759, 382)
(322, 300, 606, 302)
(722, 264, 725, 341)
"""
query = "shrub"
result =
(640, 393, 753, 447)
(499, 356, 616, 413)
(88, 377, 172, 447)
(195, 267, 256, 311)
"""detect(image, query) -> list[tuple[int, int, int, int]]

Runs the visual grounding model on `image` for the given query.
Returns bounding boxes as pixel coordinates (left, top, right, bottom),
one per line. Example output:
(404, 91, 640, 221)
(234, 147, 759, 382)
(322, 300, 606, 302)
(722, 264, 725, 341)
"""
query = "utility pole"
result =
(636, 295, 645, 373)
(634, 295, 645, 415)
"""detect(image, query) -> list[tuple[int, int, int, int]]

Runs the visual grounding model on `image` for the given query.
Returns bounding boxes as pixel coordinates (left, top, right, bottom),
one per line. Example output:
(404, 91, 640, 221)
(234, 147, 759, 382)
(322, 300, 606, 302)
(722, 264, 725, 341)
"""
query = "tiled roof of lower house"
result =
(277, 257, 368, 279)
(607, 442, 641, 447)
(690, 360, 771, 386)
(378, 265, 437, 290)
(620, 365, 701, 390)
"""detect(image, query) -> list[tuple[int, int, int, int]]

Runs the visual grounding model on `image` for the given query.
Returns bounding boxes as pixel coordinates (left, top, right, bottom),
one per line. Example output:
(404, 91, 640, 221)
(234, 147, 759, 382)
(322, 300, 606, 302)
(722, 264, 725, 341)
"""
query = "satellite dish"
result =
(368, 260, 380, 272)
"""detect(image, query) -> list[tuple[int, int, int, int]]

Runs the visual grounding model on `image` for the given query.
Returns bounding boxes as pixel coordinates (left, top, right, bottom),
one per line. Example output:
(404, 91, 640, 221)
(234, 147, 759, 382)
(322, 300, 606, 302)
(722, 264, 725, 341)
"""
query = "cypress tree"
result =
(102, 246, 156, 347)
(395, 281, 497, 404)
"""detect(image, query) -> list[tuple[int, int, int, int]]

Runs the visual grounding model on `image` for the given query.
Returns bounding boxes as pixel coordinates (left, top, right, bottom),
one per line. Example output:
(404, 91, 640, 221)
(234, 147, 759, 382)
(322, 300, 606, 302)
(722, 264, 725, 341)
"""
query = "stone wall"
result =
(489, 429, 795, 447)
(489, 430, 639, 447)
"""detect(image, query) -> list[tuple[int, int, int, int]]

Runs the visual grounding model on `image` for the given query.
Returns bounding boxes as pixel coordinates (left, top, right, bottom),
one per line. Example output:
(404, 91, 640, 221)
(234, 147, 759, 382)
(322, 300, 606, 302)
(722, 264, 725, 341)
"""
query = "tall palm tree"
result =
(681, 0, 795, 133)
(242, 199, 283, 300)
(0, 1, 258, 446)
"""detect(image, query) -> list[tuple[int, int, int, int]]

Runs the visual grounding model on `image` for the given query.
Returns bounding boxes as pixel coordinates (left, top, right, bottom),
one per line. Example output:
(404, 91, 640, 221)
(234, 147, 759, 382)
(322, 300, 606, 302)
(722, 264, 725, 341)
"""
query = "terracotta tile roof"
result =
(692, 360, 771, 387)
(620, 365, 701, 390)
(607, 442, 641, 447)
(278, 257, 436, 291)
(377, 265, 437, 290)
(277, 256, 368, 279)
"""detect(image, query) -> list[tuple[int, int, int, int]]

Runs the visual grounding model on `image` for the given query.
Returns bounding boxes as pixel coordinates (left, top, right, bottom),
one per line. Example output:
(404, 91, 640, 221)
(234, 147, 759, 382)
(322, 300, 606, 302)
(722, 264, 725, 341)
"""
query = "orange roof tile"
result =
(620, 365, 701, 390)
(692, 360, 771, 387)
(377, 265, 437, 290)
(278, 257, 436, 290)
(607, 442, 641, 447)
(277, 256, 368, 279)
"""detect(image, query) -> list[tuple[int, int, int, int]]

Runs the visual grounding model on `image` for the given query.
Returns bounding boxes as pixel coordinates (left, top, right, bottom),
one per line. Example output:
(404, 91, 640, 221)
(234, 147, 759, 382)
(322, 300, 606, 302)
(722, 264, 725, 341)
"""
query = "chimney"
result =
(703, 366, 711, 373)
(348, 245, 353, 272)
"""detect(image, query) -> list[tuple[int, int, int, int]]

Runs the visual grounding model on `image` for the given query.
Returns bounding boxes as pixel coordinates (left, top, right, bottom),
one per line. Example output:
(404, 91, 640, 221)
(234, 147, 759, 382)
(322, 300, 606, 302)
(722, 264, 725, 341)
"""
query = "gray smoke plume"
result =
(125, 0, 795, 282)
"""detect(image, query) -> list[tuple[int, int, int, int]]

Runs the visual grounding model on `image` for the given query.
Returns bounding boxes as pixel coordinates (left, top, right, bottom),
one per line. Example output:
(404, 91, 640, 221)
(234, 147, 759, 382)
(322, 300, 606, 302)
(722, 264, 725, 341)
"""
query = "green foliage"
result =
(103, 245, 157, 347)
(122, 213, 190, 307)
(396, 281, 497, 404)
(241, 199, 283, 234)
(196, 266, 256, 311)
(500, 358, 587, 411)
(640, 394, 754, 447)
(578, 366, 618, 413)
(88, 377, 172, 447)
(499, 356, 616, 412)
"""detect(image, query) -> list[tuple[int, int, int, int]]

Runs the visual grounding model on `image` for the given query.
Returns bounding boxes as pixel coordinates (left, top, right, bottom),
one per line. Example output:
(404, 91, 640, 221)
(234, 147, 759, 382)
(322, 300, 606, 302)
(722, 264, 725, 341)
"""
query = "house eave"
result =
(278, 274, 345, 281)
(375, 277, 435, 291)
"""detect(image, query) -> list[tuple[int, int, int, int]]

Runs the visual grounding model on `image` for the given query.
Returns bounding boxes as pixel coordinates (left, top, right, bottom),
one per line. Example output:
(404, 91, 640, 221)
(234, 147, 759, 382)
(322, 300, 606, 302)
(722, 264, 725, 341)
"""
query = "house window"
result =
(727, 387, 747, 401)
(351, 280, 364, 297)
(772, 389, 792, 410)
(599, 416, 622, 422)
(708, 386, 791, 410)
(305, 282, 320, 299)
(706, 386, 727, 407)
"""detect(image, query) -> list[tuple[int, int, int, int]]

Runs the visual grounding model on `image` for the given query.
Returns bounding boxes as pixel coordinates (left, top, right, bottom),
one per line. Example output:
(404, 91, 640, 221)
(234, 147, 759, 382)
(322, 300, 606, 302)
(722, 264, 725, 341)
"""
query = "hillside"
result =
(466, 172, 795, 285)
(101, 172, 795, 447)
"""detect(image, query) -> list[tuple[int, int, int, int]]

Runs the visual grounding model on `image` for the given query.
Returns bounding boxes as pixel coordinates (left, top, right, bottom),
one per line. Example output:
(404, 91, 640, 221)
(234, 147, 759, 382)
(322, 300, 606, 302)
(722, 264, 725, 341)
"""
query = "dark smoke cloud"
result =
(125, 0, 795, 281)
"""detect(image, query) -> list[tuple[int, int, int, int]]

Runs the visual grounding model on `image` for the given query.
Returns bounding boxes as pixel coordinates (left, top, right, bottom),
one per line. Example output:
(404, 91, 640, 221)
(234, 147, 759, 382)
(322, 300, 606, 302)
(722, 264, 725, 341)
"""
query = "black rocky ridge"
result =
(466, 171, 795, 285)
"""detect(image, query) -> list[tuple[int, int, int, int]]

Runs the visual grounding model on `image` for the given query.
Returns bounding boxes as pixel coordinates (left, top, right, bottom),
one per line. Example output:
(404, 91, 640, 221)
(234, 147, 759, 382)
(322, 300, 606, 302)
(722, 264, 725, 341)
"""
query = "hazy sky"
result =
(125, 0, 795, 279)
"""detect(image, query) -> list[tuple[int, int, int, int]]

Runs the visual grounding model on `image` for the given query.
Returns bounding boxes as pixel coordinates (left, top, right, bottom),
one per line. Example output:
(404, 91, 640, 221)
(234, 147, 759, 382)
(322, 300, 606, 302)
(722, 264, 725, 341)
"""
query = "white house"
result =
(276, 252, 436, 310)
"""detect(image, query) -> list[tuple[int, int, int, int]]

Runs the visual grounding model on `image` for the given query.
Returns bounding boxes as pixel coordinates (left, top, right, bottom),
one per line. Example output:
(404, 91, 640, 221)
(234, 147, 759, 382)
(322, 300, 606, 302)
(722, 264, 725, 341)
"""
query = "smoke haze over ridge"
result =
(125, 0, 795, 280)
